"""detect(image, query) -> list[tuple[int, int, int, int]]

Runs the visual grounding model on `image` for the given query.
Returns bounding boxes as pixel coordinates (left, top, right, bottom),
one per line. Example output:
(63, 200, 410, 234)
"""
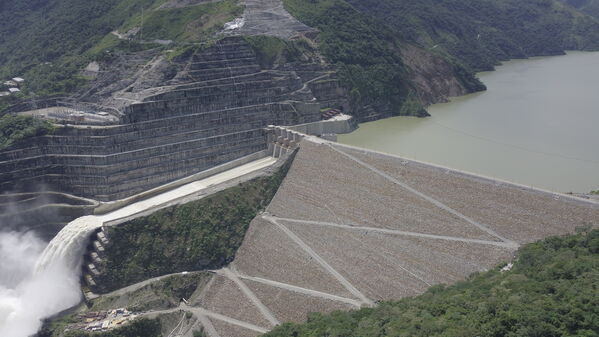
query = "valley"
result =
(0, 1, 599, 337)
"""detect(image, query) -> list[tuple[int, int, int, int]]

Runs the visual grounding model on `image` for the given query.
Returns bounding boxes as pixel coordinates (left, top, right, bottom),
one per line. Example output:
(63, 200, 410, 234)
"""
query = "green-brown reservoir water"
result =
(339, 51, 599, 193)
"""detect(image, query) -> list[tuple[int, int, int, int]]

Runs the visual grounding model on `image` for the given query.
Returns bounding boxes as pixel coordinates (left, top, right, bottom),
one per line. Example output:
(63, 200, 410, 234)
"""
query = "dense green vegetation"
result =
(3, 0, 599, 115)
(265, 228, 599, 337)
(284, 0, 418, 115)
(63, 318, 161, 337)
(0, 0, 158, 96)
(96, 157, 294, 291)
(0, 115, 54, 150)
(591, 190, 599, 195)
(344, 0, 599, 71)
(0, 0, 241, 99)
(243, 36, 315, 69)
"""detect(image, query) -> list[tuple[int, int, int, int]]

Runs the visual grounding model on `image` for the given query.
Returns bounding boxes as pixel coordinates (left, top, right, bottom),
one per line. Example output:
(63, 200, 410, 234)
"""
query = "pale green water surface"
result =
(339, 51, 599, 193)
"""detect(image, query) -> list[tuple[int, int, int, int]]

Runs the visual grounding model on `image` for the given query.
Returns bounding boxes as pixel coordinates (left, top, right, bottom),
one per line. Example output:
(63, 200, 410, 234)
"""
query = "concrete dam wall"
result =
(0, 37, 327, 205)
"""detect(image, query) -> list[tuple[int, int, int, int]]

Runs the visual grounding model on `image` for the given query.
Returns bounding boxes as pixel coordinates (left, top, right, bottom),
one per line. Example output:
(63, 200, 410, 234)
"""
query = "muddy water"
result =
(339, 51, 599, 193)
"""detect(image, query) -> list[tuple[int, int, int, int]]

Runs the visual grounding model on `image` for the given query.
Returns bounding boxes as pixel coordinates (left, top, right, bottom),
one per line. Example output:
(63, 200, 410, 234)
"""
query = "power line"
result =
(427, 119, 599, 165)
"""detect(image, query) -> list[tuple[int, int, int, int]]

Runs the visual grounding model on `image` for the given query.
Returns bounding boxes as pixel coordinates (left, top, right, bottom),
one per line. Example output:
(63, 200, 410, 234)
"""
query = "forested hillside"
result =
(0, 0, 240, 97)
(94, 157, 293, 292)
(344, 0, 599, 71)
(1, 0, 599, 114)
(265, 228, 599, 337)
(0, 0, 155, 95)
(561, 0, 599, 19)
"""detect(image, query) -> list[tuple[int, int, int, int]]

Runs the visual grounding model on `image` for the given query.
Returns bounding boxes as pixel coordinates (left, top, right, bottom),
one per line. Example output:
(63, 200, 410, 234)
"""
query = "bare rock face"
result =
(401, 44, 485, 105)
(240, 0, 317, 39)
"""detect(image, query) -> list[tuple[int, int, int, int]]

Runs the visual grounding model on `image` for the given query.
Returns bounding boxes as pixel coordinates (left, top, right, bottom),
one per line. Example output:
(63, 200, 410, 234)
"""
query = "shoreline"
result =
(341, 50, 599, 195)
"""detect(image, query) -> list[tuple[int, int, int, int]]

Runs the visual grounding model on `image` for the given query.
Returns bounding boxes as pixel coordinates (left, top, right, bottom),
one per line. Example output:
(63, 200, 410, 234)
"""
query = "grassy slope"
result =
(95, 157, 293, 292)
(243, 36, 316, 69)
(41, 273, 209, 337)
(39, 315, 161, 337)
(345, 0, 599, 71)
(0, 0, 159, 95)
(89, 273, 211, 312)
(137, 0, 242, 42)
(0, 0, 241, 99)
(265, 228, 599, 337)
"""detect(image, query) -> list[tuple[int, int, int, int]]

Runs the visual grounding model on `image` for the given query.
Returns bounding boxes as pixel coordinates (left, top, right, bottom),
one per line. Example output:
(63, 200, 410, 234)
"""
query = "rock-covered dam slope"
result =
(85, 138, 598, 337)
(198, 140, 599, 336)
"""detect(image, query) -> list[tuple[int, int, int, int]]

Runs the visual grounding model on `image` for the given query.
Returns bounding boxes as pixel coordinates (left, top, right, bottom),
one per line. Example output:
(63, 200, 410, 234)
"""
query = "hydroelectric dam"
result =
(1, 2, 598, 335)
(0, 41, 599, 337)
(33, 133, 599, 337)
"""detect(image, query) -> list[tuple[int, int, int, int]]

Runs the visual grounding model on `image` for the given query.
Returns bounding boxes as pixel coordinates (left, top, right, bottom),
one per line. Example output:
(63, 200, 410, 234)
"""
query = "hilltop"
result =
(0, 0, 242, 97)
(2, 0, 599, 117)
(343, 0, 599, 71)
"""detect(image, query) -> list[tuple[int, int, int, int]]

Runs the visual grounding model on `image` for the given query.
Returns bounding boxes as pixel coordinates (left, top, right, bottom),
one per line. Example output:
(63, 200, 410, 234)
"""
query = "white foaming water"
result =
(0, 216, 102, 337)
(35, 216, 103, 272)
(0, 157, 277, 336)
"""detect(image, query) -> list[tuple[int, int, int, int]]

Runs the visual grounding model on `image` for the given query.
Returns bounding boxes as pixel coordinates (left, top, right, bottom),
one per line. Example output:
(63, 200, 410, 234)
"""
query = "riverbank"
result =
(339, 51, 599, 194)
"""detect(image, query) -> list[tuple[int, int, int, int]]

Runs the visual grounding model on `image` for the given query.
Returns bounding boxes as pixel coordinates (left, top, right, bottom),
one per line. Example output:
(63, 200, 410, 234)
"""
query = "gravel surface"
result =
(231, 218, 355, 298)
(337, 145, 599, 244)
(269, 141, 500, 241)
(195, 275, 271, 328)
(193, 138, 597, 336)
(284, 220, 512, 301)
(245, 279, 355, 323)
(209, 319, 261, 337)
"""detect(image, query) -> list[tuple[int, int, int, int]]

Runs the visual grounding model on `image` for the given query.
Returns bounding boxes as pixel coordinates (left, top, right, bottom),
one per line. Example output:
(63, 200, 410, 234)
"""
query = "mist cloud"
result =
(0, 231, 82, 337)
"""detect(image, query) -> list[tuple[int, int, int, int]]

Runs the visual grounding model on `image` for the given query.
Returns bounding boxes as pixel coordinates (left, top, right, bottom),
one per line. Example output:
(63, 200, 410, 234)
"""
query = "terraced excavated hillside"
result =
(0, 36, 317, 197)
(0, 0, 490, 236)
(0, 35, 341, 235)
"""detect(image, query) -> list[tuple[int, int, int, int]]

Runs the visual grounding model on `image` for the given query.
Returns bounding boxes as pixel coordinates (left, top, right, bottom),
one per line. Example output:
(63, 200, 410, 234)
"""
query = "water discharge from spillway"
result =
(0, 216, 103, 337)
(35, 216, 104, 273)
(0, 157, 278, 336)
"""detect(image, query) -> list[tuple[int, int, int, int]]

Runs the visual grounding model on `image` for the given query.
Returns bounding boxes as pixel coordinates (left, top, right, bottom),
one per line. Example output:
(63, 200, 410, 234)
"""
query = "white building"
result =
(8, 88, 20, 93)
(12, 77, 25, 83)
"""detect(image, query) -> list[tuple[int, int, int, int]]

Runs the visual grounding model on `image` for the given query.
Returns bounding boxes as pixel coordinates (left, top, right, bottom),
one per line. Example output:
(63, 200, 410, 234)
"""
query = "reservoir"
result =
(339, 51, 599, 193)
